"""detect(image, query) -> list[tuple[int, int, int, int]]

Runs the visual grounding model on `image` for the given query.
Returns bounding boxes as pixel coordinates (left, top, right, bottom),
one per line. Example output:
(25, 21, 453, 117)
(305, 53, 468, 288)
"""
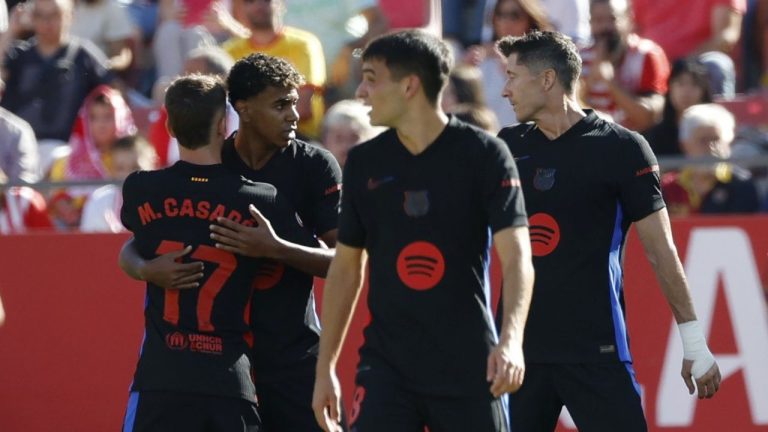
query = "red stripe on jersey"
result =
(636, 165, 659, 177)
(501, 178, 521, 188)
(324, 184, 341, 195)
(164, 290, 180, 325)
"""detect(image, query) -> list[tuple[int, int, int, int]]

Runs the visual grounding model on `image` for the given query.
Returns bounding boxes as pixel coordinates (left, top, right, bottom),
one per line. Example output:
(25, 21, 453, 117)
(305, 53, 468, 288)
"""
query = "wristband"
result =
(678, 320, 715, 379)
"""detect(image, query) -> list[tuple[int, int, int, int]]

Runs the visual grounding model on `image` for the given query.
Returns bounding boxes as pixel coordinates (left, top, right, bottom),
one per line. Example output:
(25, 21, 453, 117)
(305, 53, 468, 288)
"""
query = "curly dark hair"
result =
(227, 53, 306, 106)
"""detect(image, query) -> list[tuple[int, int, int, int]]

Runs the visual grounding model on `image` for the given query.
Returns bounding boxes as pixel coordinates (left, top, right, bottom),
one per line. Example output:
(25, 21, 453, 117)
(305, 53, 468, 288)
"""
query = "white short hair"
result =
(679, 103, 735, 145)
(322, 99, 384, 142)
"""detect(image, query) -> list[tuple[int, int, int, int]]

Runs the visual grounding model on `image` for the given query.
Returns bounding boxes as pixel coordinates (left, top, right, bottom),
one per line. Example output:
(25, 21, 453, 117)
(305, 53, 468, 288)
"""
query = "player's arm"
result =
(635, 208, 721, 399)
(312, 242, 367, 432)
(118, 237, 204, 289)
(488, 225, 534, 397)
(210, 205, 336, 277)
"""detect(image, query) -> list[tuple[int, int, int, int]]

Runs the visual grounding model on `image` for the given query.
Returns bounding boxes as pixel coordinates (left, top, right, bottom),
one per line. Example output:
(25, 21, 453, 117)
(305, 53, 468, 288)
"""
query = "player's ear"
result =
(541, 69, 557, 92)
(165, 118, 176, 138)
(403, 75, 421, 99)
(234, 100, 248, 121)
(217, 111, 226, 137)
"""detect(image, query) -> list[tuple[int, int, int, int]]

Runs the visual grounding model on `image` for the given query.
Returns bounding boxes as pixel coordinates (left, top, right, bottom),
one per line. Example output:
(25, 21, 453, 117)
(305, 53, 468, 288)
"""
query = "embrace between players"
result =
(118, 30, 721, 432)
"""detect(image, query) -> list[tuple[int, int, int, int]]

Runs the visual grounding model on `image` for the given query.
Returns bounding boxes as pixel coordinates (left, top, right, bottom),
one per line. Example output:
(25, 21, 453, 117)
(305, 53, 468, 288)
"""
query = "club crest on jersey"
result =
(403, 190, 429, 217)
(534, 168, 556, 191)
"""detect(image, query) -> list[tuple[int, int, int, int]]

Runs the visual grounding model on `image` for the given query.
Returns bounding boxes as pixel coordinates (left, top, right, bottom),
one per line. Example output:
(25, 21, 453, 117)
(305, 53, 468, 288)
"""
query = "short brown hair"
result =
(496, 31, 582, 94)
(165, 74, 227, 150)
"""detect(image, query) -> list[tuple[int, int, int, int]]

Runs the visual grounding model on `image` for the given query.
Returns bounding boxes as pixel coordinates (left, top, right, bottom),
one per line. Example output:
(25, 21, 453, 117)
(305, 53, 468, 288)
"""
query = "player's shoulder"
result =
(445, 117, 510, 154)
(290, 139, 337, 166)
(497, 122, 537, 144)
(595, 115, 650, 148)
(347, 127, 394, 159)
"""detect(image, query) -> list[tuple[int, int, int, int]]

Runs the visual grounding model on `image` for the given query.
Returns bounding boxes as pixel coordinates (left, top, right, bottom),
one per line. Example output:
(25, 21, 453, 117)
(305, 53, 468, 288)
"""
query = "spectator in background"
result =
(442, 65, 500, 133)
(581, 0, 670, 132)
(0, 0, 113, 143)
(151, 0, 213, 81)
(282, 0, 387, 95)
(0, 168, 53, 233)
(632, 0, 746, 91)
(48, 85, 135, 229)
(80, 134, 156, 232)
(223, 0, 325, 140)
(467, 0, 552, 128)
(50, 85, 136, 182)
(451, 103, 500, 132)
(320, 98, 383, 167)
(148, 45, 237, 167)
(70, 0, 136, 72)
(0, 78, 41, 183)
(644, 59, 713, 156)
(662, 103, 760, 216)
(539, 0, 591, 46)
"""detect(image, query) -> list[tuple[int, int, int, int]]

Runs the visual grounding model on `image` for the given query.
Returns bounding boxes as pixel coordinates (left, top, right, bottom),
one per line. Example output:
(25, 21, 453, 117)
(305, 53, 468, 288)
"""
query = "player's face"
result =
(502, 53, 546, 123)
(239, 85, 299, 148)
(356, 59, 406, 128)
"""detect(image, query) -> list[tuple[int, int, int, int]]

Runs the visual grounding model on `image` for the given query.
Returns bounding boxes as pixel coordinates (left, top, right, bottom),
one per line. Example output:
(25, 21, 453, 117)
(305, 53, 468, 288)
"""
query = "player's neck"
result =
(394, 104, 449, 155)
(234, 129, 280, 170)
(179, 145, 222, 165)
(534, 98, 586, 141)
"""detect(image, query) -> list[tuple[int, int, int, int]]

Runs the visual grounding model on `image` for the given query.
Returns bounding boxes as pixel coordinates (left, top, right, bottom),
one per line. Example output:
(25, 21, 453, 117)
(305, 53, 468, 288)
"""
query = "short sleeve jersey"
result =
(338, 117, 527, 395)
(497, 110, 665, 364)
(222, 136, 342, 382)
(120, 161, 302, 400)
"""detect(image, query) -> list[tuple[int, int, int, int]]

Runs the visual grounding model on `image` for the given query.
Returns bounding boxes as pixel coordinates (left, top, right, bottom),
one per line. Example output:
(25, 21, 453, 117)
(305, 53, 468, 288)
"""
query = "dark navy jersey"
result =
(497, 110, 665, 364)
(222, 135, 342, 382)
(338, 117, 528, 395)
(121, 161, 299, 400)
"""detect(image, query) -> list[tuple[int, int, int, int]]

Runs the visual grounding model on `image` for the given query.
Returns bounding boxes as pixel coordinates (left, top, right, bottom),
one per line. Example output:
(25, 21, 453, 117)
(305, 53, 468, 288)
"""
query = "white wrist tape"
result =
(678, 320, 715, 379)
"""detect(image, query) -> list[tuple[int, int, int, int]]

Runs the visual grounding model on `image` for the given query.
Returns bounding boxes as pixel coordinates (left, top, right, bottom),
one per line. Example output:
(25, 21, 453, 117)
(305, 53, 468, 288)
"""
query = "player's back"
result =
(120, 160, 278, 400)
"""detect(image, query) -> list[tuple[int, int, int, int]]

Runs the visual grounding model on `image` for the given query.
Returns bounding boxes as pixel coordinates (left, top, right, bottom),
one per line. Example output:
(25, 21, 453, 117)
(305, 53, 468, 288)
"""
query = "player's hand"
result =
(210, 205, 282, 258)
(312, 370, 343, 432)
(142, 245, 204, 289)
(487, 339, 525, 397)
(682, 359, 721, 399)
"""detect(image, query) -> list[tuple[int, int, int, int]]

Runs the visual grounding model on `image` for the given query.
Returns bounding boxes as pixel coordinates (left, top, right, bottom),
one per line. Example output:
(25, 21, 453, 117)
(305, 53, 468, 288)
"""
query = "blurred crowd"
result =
(1, 0, 768, 234)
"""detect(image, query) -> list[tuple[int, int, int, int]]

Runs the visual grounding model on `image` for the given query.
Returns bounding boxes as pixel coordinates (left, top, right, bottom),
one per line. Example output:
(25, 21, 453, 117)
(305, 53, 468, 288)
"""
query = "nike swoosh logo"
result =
(514, 155, 530, 162)
(367, 176, 395, 190)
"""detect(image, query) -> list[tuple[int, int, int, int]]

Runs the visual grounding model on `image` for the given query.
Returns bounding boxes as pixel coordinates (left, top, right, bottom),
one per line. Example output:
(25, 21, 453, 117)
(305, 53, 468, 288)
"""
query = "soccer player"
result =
(312, 30, 534, 432)
(495, 30, 722, 431)
(120, 74, 266, 431)
(120, 54, 343, 431)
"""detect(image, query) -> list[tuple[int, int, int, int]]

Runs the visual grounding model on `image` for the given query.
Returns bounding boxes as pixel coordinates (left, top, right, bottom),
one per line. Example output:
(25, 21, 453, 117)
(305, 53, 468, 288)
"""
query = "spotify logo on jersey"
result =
(529, 213, 560, 256)
(396, 241, 445, 290)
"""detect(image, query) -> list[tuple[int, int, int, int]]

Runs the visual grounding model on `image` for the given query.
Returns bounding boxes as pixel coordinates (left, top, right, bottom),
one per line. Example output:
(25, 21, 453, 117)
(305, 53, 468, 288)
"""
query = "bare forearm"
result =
(273, 240, 335, 277)
(316, 252, 367, 370)
(494, 226, 534, 344)
(645, 239, 697, 323)
(118, 238, 146, 281)
(637, 210, 697, 323)
(499, 258, 534, 344)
